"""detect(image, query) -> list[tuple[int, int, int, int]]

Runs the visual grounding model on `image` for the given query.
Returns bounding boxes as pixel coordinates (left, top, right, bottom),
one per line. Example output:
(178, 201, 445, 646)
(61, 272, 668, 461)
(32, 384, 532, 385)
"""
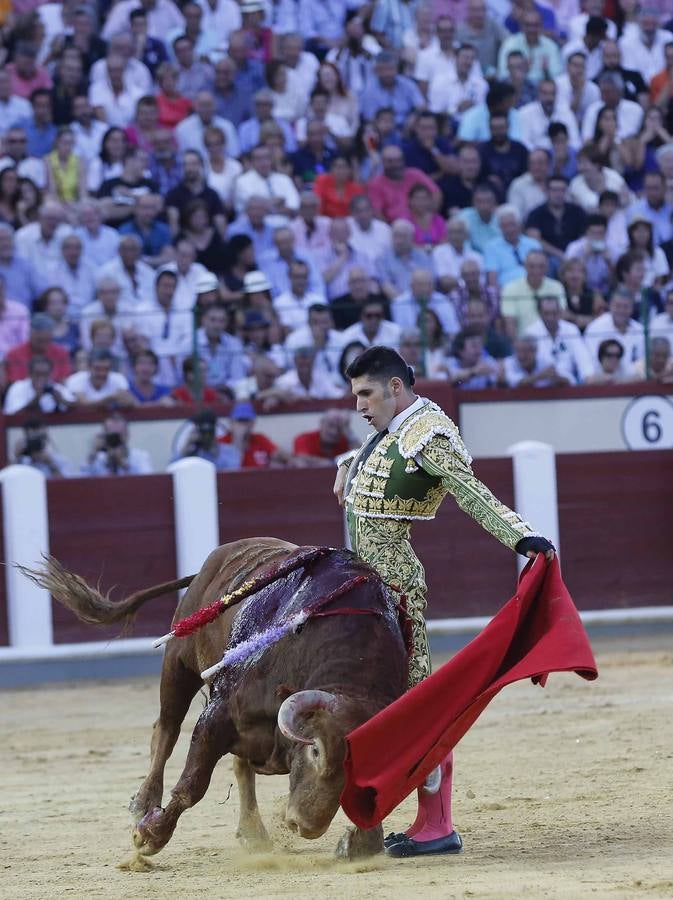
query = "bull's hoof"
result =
(335, 825, 384, 861)
(235, 822, 272, 853)
(132, 807, 172, 856)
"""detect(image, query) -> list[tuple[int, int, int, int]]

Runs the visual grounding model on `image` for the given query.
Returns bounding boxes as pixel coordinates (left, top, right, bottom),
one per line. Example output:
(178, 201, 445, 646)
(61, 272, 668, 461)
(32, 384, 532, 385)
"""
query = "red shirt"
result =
(293, 429, 350, 459)
(5, 341, 71, 383)
(219, 432, 277, 468)
(313, 174, 365, 218)
(171, 385, 221, 404)
(366, 168, 440, 223)
(157, 93, 192, 129)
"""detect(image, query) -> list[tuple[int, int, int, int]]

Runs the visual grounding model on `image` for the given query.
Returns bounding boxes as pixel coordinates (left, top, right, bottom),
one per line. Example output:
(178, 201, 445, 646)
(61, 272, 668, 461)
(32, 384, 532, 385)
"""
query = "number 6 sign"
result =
(621, 396, 673, 450)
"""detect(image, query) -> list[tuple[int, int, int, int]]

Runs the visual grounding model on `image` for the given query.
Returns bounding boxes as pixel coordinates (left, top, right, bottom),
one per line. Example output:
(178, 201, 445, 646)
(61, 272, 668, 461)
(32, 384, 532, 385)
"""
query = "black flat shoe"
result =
(383, 831, 407, 849)
(385, 831, 463, 858)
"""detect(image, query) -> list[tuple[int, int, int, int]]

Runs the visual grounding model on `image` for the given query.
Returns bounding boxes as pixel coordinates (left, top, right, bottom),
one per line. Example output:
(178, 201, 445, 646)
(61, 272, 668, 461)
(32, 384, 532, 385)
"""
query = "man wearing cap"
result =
(219, 400, 286, 468)
(5, 313, 72, 384)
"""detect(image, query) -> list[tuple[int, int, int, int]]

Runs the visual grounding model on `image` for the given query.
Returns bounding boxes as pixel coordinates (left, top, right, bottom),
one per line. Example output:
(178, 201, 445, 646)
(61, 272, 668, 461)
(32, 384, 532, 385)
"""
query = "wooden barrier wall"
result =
(0, 451, 671, 646)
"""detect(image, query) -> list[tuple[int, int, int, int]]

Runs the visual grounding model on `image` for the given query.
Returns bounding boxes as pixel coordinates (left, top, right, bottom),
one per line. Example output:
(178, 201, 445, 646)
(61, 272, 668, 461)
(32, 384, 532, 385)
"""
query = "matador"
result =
(334, 346, 554, 859)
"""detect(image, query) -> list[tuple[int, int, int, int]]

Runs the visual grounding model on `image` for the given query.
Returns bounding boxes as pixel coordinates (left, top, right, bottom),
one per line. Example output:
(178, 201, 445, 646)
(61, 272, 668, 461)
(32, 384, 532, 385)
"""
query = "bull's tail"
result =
(18, 555, 196, 630)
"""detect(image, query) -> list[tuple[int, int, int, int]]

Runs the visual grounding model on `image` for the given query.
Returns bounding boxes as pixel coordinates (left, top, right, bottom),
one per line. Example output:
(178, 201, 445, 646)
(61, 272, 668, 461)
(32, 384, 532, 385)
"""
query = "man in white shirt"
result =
(273, 259, 325, 332)
(561, 15, 609, 80)
(518, 79, 581, 151)
(429, 44, 488, 120)
(432, 216, 483, 293)
(415, 16, 461, 91)
(175, 91, 239, 158)
(283, 302, 344, 377)
(0, 127, 46, 187)
(233, 144, 300, 218)
(618, 8, 671, 83)
(196, 0, 241, 48)
(79, 276, 136, 353)
(163, 239, 209, 311)
(567, 2, 617, 42)
(584, 289, 645, 372)
(90, 34, 153, 95)
(391, 268, 460, 336)
(75, 202, 120, 268)
(133, 269, 192, 386)
(524, 295, 594, 383)
(99, 234, 156, 308)
(66, 350, 135, 408)
(278, 32, 320, 105)
(340, 298, 402, 350)
(102, 0, 185, 41)
(15, 201, 72, 284)
(504, 335, 574, 387)
(0, 68, 30, 136)
(4, 355, 75, 415)
(49, 234, 97, 318)
(274, 346, 344, 399)
(88, 55, 145, 128)
(347, 195, 392, 269)
(70, 97, 108, 165)
(507, 148, 550, 221)
(555, 51, 601, 127)
(581, 72, 643, 142)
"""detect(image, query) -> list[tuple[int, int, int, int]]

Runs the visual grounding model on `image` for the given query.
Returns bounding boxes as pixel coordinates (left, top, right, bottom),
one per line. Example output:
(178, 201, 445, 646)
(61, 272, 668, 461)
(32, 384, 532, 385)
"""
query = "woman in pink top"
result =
(405, 183, 447, 248)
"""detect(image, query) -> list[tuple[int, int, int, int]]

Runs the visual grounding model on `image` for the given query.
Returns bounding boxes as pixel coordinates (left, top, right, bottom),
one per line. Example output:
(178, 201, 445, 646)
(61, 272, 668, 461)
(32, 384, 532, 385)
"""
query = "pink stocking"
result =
(404, 752, 454, 842)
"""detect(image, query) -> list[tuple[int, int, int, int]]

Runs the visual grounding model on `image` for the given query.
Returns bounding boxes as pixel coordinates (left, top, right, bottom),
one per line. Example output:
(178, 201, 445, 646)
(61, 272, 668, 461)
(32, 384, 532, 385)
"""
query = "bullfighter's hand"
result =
(527, 549, 555, 562)
(333, 465, 348, 507)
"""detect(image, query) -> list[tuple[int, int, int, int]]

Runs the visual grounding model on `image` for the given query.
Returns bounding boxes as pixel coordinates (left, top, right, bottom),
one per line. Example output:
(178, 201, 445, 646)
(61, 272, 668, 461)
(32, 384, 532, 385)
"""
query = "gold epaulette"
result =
(396, 403, 473, 468)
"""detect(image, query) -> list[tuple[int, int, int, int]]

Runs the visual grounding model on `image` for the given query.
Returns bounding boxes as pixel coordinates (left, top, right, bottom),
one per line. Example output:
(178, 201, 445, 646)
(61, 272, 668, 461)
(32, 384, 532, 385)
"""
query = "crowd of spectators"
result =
(2, 0, 673, 474)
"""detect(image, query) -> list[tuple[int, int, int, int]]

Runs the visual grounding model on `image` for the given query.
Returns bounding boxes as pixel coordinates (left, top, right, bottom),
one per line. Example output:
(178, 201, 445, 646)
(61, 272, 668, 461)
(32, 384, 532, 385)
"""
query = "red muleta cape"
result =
(341, 555, 598, 829)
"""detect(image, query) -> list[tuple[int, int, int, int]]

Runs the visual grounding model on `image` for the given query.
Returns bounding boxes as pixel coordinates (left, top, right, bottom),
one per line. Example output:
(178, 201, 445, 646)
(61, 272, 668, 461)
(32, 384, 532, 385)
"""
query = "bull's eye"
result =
(311, 746, 320, 759)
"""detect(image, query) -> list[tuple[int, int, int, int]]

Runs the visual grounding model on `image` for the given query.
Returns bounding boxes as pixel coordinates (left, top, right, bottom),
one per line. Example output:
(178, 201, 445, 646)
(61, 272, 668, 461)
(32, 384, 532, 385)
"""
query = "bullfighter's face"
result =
(350, 374, 399, 433)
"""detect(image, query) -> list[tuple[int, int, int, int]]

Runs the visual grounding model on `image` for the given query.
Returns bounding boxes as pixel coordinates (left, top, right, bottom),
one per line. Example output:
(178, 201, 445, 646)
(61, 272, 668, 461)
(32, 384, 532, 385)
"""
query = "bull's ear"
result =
(275, 683, 297, 702)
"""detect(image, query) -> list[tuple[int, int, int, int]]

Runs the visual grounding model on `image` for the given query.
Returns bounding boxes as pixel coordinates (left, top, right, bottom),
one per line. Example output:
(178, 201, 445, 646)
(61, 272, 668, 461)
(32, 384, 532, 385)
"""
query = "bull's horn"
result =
(277, 690, 340, 745)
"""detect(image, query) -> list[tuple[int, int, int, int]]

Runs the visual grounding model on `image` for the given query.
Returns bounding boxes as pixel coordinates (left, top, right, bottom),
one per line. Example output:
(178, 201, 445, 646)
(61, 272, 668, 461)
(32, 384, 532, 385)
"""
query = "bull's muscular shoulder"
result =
(397, 402, 472, 469)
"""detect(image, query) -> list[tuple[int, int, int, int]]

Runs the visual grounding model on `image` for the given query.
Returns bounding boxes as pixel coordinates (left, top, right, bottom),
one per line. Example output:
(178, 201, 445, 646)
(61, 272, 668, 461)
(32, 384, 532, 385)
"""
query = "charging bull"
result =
(21, 538, 408, 861)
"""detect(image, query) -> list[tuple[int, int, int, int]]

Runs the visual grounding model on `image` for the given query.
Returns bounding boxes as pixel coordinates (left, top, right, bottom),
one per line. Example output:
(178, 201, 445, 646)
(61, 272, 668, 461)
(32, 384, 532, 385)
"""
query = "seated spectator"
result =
(391, 268, 460, 336)
(119, 193, 173, 269)
(518, 78, 580, 152)
(629, 336, 673, 383)
(273, 260, 325, 333)
(231, 355, 285, 410)
(240, 308, 285, 368)
(219, 401, 286, 468)
(289, 191, 331, 258)
(330, 265, 387, 331)
(555, 51, 601, 128)
(402, 111, 455, 181)
(479, 112, 529, 199)
(242, 270, 274, 318)
(429, 44, 488, 122)
(84, 412, 154, 476)
(629, 171, 673, 246)
(404, 183, 446, 248)
(227, 195, 275, 262)
(175, 90, 239, 159)
(485, 205, 541, 287)
(260, 226, 324, 298)
(76, 201, 120, 267)
(360, 51, 424, 127)
(284, 302, 347, 376)
(503, 335, 573, 388)
(341, 297, 401, 350)
(367, 144, 440, 223)
(526, 174, 589, 269)
(5, 312, 71, 384)
(79, 276, 134, 353)
(294, 86, 351, 148)
(559, 257, 606, 332)
(314, 218, 369, 301)
(134, 270, 193, 386)
(626, 216, 670, 290)
(443, 327, 500, 389)
(347, 194, 392, 269)
(274, 346, 344, 399)
(46, 127, 87, 204)
(196, 303, 247, 395)
(313, 60, 358, 139)
(212, 58, 251, 129)
(584, 289, 645, 372)
(524, 295, 594, 384)
(450, 257, 501, 323)
(166, 149, 227, 238)
(549, 122, 578, 181)
(584, 338, 628, 384)
(569, 143, 630, 212)
(564, 213, 613, 297)
(615, 250, 663, 320)
(581, 71, 644, 144)
(128, 349, 174, 406)
(3, 356, 75, 415)
(15, 200, 72, 284)
(457, 182, 501, 254)
(501, 249, 566, 336)
(172, 35, 214, 100)
(34, 286, 79, 354)
(461, 294, 512, 359)
(0, 273, 30, 357)
(203, 126, 242, 214)
(496, 9, 562, 83)
(433, 216, 483, 294)
(313, 154, 363, 218)
(149, 128, 184, 197)
(376, 219, 433, 302)
(50, 233, 97, 317)
(65, 349, 134, 409)
(171, 356, 221, 405)
(439, 143, 482, 218)
(11, 417, 73, 478)
(155, 63, 192, 130)
(70, 96, 109, 170)
(89, 54, 145, 128)
(8, 39, 52, 100)
(290, 121, 335, 190)
(398, 327, 426, 376)
(0, 126, 47, 190)
(293, 409, 356, 466)
(128, 8, 169, 79)
(233, 143, 299, 220)
(238, 89, 297, 156)
(0, 223, 46, 308)
(13, 88, 57, 159)
(178, 198, 228, 276)
(86, 127, 127, 195)
(97, 146, 157, 228)
(507, 148, 549, 221)
(337, 339, 367, 385)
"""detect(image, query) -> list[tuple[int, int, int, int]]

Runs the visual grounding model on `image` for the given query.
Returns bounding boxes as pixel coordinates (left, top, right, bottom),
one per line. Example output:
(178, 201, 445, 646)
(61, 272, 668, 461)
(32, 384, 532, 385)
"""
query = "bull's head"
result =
(277, 690, 354, 839)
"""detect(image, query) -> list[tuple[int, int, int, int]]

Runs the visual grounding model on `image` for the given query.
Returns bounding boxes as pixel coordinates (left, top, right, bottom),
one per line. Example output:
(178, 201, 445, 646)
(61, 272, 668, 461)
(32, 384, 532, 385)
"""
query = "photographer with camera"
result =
(176, 409, 240, 471)
(83, 412, 154, 476)
(3, 355, 76, 414)
(13, 418, 73, 478)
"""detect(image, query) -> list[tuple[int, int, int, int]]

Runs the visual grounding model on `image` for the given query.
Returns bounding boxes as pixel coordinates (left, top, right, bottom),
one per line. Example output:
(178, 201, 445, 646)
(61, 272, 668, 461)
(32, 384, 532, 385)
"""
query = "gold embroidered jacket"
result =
(344, 400, 537, 551)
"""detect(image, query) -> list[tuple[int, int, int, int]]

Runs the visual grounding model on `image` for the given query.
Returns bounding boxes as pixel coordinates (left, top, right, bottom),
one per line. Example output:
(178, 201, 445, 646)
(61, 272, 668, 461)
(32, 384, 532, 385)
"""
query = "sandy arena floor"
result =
(2, 635, 673, 900)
